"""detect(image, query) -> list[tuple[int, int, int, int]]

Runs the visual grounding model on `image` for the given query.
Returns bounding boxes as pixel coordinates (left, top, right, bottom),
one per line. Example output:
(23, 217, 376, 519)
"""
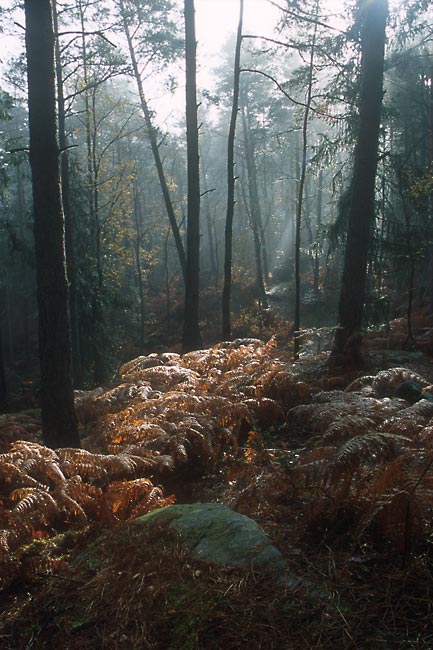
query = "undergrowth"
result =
(2, 329, 433, 647)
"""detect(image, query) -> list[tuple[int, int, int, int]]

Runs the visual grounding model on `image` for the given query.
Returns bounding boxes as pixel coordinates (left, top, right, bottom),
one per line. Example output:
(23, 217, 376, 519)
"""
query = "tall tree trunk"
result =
(222, 0, 243, 341)
(182, 0, 202, 352)
(313, 169, 323, 296)
(428, 65, 433, 313)
(293, 12, 317, 359)
(133, 181, 146, 353)
(89, 88, 106, 384)
(53, 0, 83, 387)
(0, 324, 8, 412)
(15, 161, 32, 365)
(77, 1, 106, 384)
(200, 157, 217, 279)
(164, 225, 172, 335)
(240, 98, 268, 309)
(24, 0, 80, 448)
(119, 0, 187, 284)
(331, 0, 388, 365)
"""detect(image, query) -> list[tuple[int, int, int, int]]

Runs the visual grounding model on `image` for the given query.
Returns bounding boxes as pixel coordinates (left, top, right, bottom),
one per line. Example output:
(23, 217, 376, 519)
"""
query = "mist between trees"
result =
(0, 0, 432, 446)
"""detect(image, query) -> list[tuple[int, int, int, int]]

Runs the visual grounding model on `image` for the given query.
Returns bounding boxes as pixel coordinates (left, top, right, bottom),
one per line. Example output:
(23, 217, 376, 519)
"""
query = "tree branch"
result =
(242, 34, 299, 50)
(240, 67, 339, 121)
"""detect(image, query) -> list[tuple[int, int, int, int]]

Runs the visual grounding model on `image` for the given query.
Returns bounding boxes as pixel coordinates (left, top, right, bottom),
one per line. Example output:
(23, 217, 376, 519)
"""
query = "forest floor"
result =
(1, 312, 433, 649)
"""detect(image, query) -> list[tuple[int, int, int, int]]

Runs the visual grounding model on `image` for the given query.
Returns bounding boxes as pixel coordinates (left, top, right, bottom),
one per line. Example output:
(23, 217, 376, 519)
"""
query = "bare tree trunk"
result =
(119, 0, 187, 284)
(331, 0, 388, 366)
(53, 0, 83, 387)
(293, 13, 317, 359)
(132, 182, 146, 353)
(222, 0, 243, 341)
(200, 158, 217, 279)
(240, 97, 268, 309)
(15, 161, 33, 365)
(24, 0, 80, 448)
(428, 66, 433, 313)
(183, 0, 202, 352)
(0, 324, 8, 412)
(77, 0, 106, 384)
(164, 226, 172, 336)
(313, 169, 323, 296)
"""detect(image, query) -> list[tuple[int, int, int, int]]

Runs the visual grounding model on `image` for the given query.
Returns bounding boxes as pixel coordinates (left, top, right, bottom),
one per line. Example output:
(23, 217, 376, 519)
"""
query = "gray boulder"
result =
(138, 502, 285, 571)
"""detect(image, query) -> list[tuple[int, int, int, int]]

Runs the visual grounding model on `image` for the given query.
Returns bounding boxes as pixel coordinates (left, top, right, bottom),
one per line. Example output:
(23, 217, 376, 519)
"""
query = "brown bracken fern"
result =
(3, 339, 433, 594)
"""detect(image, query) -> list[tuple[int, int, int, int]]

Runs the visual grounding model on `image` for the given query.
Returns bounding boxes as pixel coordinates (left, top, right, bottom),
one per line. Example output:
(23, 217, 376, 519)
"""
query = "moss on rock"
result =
(137, 502, 285, 570)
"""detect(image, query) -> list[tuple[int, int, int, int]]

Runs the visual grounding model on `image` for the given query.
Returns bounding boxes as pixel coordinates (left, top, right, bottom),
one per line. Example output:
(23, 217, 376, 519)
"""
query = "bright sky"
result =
(147, 0, 283, 126)
(195, 0, 280, 54)
(0, 0, 279, 91)
(0, 0, 344, 122)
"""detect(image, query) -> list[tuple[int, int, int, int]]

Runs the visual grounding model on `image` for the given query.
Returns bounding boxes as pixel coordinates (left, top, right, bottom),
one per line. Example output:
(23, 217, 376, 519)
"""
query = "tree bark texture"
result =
(332, 0, 388, 363)
(53, 0, 83, 387)
(222, 0, 244, 341)
(77, 0, 106, 384)
(293, 10, 317, 359)
(0, 324, 7, 411)
(240, 97, 268, 310)
(182, 0, 202, 352)
(24, 0, 80, 448)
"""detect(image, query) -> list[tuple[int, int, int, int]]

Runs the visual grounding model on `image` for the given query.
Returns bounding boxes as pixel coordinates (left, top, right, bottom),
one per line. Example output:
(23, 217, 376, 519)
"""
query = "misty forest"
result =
(1, 0, 433, 647)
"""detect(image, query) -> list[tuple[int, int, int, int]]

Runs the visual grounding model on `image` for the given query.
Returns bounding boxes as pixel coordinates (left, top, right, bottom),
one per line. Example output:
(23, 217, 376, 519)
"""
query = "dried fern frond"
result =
(10, 486, 57, 511)
(116, 446, 174, 472)
(380, 400, 433, 438)
(406, 400, 433, 419)
(52, 487, 88, 525)
(213, 369, 256, 399)
(345, 375, 375, 392)
(183, 338, 272, 375)
(226, 337, 265, 350)
(96, 382, 153, 408)
(104, 478, 168, 520)
(288, 403, 350, 436)
(323, 432, 408, 483)
(255, 370, 310, 406)
(353, 450, 433, 553)
(312, 389, 347, 403)
(122, 364, 200, 391)
(297, 327, 336, 356)
(99, 453, 156, 480)
(243, 398, 285, 426)
(0, 462, 47, 490)
(57, 448, 157, 484)
(178, 348, 219, 372)
(27, 457, 67, 488)
(309, 393, 405, 432)
(0, 422, 38, 453)
(372, 368, 430, 397)
(297, 432, 409, 499)
(155, 352, 179, 365)
(6, 440, 59, 463)
(8, 487, 60, 534)
(0, 425, 176, 591)
(119, 355, 164, 381)
(64, 477, 106, 521)
(74, 387, 105, 405)
(321, 415, 377, 443)
(174, 426, 214, 464)
(58, 448, 108, 482)
(102, 420, 169, 448)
